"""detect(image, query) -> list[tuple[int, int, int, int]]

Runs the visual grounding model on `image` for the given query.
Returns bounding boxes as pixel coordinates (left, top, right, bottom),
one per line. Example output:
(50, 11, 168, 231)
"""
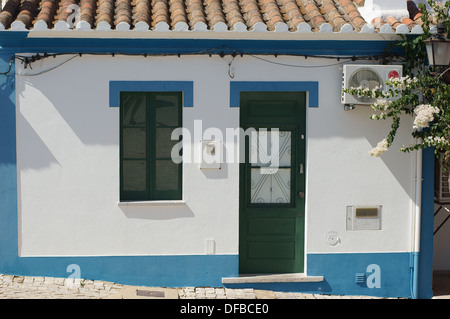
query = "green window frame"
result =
(120, 92, 182, 201)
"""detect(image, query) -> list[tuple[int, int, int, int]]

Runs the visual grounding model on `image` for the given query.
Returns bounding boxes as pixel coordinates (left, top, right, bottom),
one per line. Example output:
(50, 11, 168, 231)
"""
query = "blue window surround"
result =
(230, 81, 318, 108)
(109, 81, 193, 108)
(0, 33, 435, 297)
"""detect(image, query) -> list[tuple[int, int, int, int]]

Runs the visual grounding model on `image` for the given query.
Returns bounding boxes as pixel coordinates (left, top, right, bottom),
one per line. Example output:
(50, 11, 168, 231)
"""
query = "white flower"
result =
(413, 104, 440, 130)
(369, 138, 389, 157)
(426, 136, 449, 146)
(372, 98, 392, 110)
(386, 75, 418, 91)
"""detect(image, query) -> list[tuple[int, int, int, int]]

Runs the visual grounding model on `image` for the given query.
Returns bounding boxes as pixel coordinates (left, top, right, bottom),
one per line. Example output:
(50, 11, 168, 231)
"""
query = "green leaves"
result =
(342, 0, 450, 163)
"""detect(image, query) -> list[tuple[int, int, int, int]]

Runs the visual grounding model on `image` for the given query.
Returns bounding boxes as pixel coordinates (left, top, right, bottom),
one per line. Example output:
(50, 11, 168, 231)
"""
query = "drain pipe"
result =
(412, 147, 423, 299)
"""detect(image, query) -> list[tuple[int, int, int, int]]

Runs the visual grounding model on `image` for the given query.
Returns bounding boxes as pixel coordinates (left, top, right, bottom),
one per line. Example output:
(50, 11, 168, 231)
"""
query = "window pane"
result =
(155, 160, 180, 191)
(278, 131, 291, 167)
(122, 160, 147, 191)
(250, 168, 271, 203)
(155, 128, 179, 159)
(250, 168, 291, 204)
(120, 92, 182, 201)
(155, 94, 179, 127)
(123, 128, 146, 159)
(250, 131, 291, 167)
(123, 95, 146, 127)
(271, 168, 291, 203)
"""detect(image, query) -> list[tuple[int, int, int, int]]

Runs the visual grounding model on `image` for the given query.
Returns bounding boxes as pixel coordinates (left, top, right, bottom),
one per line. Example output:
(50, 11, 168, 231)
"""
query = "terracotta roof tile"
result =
(204, 0, 227, 28)
(134, 0, 151, 25)
(0, 0, 426, 33)
(278, 0, 305, 31)
(55, 0, 76, 24)
(222, 0, 246, 29)
(96, 0, 115, 26)
(185, 0, 207, 28)
(36, 0, 58, 27)
(407, 0, 423, 25)
(169, 0, 187, 28)
(321, 0, 347, 31)
(260, 0, 284, 31)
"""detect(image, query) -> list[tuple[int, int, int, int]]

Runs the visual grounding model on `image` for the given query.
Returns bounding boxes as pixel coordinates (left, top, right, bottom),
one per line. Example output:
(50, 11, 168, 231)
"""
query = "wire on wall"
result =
(9, 48, 404, 76)
(0, 57, 14, 75)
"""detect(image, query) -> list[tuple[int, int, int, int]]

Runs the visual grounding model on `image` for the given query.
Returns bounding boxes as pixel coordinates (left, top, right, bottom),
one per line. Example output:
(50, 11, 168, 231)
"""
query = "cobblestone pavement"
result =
(1, 273, 449, 299)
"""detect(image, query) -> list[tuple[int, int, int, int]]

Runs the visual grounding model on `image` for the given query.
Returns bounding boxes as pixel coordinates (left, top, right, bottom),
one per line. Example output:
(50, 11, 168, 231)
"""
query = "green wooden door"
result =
(239, 92, 306, 274)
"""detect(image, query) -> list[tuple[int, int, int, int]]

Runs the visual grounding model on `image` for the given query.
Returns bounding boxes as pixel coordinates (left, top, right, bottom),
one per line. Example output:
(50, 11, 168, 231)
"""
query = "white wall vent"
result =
(341, 65, 403, 105)
(346, 206, 382, 230)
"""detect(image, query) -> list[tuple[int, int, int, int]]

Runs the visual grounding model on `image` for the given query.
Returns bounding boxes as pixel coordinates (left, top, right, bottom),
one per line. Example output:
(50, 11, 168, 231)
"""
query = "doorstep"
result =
(222, 273, 324, 284)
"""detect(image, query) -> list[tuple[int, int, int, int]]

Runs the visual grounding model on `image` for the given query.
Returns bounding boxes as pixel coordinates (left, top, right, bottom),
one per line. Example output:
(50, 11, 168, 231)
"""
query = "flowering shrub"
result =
(429, 0, 450, 39)
(413, 104, 440, 130)
(343, 0, 450, 163)
(369, 139, 389, 157)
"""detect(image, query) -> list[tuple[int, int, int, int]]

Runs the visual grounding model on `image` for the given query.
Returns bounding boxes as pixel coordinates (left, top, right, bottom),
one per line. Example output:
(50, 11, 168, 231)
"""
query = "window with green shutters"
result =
(120, 92, 182, 201)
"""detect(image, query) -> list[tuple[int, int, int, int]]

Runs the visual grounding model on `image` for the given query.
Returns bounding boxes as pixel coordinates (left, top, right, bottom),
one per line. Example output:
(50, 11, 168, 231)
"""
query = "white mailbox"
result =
(200, 140, 221, 169)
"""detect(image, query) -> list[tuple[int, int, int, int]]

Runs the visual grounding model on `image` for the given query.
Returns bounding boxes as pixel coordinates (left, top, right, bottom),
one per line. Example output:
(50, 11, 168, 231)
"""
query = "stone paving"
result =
(0, 274, 124, 299)
(1, 273, 449, 299)
(177, 287, 377, 299)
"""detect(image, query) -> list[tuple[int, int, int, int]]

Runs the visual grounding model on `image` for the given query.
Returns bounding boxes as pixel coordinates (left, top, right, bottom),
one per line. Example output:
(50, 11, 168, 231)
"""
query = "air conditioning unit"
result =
(341, 65, 403, 105)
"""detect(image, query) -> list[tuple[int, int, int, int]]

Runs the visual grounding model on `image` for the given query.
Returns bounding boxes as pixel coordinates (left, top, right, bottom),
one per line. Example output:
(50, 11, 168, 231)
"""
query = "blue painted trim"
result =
(109, 81, 194, 107)
(412, 251, 420, 299)
(230, 81, 319, 107)
(417, 147, 435, 299)
(0, 31, 400, 56)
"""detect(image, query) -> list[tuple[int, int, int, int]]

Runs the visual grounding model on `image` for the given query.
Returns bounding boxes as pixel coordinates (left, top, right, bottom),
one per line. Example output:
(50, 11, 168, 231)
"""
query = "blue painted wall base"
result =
(224, 253, 413, 298)
(0, 255, 239, 288)
(307, 253, 412, 298)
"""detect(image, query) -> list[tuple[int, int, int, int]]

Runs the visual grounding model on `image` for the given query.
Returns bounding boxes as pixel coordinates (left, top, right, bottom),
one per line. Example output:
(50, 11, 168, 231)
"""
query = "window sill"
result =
(118, 200, 186, 207)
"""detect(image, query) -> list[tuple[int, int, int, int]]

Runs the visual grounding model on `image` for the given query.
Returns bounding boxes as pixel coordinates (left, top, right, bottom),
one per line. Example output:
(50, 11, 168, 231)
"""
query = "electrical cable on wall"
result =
(9, 48, 404, 76)
(16, 55, 78, 76)
(0, 58, 14, 75)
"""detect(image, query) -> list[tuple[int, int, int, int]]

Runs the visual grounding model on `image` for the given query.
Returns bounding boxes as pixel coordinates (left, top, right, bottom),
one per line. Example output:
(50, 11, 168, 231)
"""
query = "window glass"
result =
(120, 92, 182, 201)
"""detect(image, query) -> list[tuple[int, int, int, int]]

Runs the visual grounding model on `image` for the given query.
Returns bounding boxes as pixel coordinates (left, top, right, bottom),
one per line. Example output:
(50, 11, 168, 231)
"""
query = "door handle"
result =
(298, 192, 305, 198)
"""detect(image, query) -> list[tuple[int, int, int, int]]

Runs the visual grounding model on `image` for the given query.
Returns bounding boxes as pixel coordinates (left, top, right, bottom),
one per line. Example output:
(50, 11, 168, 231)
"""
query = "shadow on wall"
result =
(16, 58, 118, 148)
(0, 71, 16, 165)
(16, 113, 60, 170)
(119, 203, 195, 220)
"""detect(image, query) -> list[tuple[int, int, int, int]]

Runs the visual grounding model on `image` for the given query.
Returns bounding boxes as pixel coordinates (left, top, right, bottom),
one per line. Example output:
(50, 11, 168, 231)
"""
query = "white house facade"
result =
(0, 0, 439, 298)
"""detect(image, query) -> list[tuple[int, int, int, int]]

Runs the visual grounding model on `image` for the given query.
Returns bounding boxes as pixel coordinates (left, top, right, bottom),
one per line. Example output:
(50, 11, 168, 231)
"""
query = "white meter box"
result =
(346, 206, 382, 230)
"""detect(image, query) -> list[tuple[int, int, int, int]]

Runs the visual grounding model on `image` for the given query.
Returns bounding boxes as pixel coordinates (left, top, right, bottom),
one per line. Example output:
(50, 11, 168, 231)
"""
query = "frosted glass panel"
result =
(251, 168, 291, 204)
(250, 131, 291, 167)
(278, 131, 291, 167)
(271, 169, 291, 203)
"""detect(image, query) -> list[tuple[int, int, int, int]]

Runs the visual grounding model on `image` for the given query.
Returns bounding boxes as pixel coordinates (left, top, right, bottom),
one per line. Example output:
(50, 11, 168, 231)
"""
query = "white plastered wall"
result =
(16, 54, 415, 258)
